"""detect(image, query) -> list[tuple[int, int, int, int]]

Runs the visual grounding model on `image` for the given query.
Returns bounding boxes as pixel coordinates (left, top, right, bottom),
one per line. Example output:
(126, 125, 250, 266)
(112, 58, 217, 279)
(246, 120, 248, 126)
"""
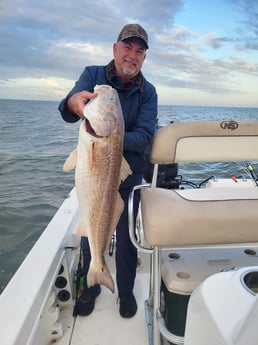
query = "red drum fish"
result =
(63, 85, 131, 293)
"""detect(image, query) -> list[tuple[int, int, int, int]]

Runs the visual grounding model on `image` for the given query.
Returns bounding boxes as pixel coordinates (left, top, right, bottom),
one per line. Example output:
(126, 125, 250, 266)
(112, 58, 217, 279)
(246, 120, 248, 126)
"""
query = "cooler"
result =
(161, 246, 258, 342)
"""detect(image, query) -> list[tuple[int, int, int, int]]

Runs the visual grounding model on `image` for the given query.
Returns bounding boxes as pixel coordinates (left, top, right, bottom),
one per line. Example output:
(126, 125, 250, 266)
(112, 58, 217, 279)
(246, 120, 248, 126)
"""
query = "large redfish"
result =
(63, 85, 131, 293)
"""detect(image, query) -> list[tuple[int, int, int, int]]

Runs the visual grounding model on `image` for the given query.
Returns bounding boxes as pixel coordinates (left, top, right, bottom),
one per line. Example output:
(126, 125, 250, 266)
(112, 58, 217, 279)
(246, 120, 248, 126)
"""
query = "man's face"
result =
(113, 38, 146, 81)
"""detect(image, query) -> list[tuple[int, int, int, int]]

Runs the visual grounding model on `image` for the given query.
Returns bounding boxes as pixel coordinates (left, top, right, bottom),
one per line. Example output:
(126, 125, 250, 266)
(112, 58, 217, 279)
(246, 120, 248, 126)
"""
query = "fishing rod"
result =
(244, 161, 258, 186)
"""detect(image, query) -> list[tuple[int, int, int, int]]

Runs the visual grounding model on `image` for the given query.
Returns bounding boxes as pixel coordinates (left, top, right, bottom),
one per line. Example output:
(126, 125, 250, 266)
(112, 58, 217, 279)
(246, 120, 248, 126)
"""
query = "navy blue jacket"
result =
(59, 60, 158, 188)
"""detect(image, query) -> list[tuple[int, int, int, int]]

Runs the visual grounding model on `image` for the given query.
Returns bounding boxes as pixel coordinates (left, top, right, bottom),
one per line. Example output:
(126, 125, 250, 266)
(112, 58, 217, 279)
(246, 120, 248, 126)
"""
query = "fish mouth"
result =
(85, 119, 103, 138)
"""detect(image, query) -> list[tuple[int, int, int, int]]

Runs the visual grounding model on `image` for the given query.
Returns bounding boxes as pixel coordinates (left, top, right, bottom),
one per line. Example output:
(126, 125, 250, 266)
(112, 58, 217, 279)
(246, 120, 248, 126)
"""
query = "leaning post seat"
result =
(133, 120, 258, 345)
(141, 187, 258, 248)
(143, 120, 258, 248)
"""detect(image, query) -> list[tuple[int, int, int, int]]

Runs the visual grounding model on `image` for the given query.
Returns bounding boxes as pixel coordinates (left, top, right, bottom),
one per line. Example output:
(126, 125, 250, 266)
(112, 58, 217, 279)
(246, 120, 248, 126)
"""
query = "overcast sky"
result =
(1, 0, 258, 106)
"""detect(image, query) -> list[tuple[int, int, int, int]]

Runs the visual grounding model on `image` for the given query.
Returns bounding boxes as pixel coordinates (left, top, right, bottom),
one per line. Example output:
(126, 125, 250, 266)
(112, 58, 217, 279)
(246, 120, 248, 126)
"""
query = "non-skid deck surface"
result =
(57, 253, 151, 345)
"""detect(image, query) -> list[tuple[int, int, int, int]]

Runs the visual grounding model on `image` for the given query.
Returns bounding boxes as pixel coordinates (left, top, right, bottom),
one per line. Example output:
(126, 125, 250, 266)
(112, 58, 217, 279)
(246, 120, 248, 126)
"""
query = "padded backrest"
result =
(150, 120, 258, 164)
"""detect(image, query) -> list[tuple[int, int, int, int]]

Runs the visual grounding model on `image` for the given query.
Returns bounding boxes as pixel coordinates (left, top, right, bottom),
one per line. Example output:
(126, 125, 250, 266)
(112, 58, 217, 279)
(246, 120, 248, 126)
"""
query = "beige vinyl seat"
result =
(128, 120, 258, 345)
(141, 186, 258, 248)
(142, 120, 258, 249)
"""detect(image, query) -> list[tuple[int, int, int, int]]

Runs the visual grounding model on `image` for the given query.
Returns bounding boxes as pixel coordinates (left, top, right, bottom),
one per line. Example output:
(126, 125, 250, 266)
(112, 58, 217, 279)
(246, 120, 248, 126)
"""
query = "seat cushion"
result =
(141, 187, 258, 247)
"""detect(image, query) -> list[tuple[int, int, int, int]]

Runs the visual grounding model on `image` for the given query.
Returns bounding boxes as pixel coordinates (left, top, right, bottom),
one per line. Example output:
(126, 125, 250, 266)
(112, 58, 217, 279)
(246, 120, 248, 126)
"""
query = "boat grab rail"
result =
(156, 309, 184, 345)
(128, 183, 153, 254)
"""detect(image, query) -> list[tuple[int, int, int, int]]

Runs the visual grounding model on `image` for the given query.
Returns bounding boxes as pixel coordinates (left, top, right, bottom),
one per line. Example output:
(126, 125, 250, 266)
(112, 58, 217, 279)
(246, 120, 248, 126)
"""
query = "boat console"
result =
(129, 120, 258, 345)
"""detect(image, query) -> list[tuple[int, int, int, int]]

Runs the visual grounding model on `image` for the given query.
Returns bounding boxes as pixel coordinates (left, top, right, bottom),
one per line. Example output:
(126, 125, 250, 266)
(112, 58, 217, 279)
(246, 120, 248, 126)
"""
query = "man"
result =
(59, 23, 158, 318)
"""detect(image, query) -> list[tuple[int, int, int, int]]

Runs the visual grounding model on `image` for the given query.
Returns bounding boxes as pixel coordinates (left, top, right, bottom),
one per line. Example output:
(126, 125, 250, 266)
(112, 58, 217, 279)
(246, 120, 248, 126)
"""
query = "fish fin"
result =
(87, 259, 115, 293)
(76, 220, 88, 237)
(63, 149, 78, 171)
(104, 193, 124, 254)
(120, 156, 132, 182)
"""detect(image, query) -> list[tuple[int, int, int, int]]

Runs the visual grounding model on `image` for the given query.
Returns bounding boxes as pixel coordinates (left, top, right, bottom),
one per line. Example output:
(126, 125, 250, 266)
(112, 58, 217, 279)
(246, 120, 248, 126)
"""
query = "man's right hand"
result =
(67, 91, 98, 119)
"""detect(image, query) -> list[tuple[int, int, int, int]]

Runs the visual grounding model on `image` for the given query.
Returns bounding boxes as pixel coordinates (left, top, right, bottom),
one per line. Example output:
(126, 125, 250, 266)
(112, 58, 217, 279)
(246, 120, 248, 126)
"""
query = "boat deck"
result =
(57, 252, 153, 345)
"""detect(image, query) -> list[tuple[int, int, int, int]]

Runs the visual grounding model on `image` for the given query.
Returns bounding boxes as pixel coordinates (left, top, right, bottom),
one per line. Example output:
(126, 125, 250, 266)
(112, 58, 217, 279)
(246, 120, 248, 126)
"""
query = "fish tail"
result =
(87, 261, 115, 293)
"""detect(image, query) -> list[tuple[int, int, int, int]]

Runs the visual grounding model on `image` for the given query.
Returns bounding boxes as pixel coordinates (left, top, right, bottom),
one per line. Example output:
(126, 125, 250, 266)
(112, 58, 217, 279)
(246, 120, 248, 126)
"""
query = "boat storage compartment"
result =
(161, 247, 258, 340)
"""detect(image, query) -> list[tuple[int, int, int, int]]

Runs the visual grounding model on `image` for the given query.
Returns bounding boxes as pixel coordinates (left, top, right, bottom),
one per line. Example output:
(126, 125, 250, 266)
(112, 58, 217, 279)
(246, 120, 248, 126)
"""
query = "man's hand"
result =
(67, 91, 98, 119)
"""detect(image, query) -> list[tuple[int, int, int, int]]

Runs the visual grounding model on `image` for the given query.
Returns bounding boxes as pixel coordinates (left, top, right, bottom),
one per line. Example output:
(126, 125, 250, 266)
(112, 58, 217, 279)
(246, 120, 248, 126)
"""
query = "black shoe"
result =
(77, 285, 101, 316)
(119, 293, 137, 318)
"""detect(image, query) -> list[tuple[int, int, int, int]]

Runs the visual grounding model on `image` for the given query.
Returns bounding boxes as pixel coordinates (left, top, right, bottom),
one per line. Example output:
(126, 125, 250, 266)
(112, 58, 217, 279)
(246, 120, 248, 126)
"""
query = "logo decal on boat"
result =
(220, 120, 239, 130)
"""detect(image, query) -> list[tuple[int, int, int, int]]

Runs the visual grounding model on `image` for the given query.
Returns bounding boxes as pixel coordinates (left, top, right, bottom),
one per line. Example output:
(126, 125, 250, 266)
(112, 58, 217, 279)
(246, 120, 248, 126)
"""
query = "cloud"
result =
(227, 0, 258, 52)
(0, 0, 184, 82)
(229, 0, 258, 32)
(200, 33, 226, 49)
(0, 0, 257, 106)
(146, 24, 258, 98)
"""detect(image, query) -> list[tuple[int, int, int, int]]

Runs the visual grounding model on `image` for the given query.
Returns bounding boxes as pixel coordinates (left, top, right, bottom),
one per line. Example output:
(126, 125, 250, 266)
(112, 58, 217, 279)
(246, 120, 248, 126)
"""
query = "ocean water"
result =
(0, 99, 258, 293)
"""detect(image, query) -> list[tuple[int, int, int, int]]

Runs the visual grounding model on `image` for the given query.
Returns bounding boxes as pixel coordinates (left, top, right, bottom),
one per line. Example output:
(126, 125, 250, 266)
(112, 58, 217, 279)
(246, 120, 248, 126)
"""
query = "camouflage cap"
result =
(117, 23, 149, 49)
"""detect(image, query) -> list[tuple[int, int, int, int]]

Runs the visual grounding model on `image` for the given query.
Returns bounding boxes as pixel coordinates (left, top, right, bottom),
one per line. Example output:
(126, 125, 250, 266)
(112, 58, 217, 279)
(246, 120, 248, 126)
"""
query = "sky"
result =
(0, 0, 258, 107)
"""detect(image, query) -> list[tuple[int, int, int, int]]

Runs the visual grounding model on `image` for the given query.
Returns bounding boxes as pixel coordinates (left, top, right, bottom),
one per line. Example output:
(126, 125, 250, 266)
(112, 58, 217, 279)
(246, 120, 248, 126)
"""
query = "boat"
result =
(1, 119, 258, 345)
